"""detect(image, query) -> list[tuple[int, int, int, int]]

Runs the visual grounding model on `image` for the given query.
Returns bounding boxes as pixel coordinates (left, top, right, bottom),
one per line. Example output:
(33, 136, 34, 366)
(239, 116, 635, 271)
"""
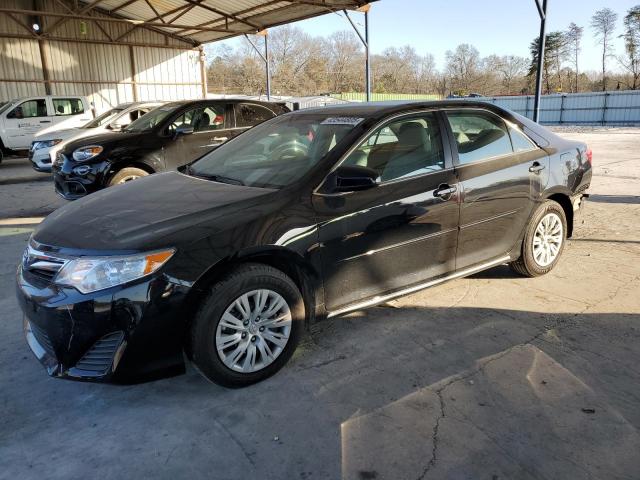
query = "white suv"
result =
(29, 101, 163, 172)
(0, 95, 92, 163)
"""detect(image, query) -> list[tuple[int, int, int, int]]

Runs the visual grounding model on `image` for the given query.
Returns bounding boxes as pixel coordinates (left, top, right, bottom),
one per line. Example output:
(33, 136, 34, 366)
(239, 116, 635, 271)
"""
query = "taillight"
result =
(585, 148, 593, 165)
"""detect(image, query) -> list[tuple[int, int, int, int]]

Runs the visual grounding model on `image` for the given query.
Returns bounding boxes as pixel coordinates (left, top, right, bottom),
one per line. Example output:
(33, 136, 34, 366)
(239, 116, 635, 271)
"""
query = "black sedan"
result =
(17, 101, 591, 387)
(52, 99, 289, 200)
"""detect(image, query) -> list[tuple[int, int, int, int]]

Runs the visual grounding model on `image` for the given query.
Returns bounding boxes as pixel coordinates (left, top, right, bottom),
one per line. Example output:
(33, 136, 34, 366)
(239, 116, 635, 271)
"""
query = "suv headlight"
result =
(55, 249, 175, 294)
(32, 139, 62, 151)
(72, 145, 103, 162)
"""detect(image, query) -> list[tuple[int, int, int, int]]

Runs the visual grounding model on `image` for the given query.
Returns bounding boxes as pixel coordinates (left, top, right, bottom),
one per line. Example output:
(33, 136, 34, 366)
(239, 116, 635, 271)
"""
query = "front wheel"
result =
(108, 167, 149, 186)
(510, 200, 567, 277)
(189, 263, 304, 387)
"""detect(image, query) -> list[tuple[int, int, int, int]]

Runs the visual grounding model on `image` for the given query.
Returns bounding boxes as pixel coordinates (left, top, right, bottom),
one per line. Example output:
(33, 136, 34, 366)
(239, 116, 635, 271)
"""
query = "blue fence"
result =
(471, 91, 640, 126)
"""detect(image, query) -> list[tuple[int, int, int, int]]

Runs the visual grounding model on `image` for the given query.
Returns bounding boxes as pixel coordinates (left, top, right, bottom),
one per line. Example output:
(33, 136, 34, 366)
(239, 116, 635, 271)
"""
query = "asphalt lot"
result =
(1, 127, 639, 479)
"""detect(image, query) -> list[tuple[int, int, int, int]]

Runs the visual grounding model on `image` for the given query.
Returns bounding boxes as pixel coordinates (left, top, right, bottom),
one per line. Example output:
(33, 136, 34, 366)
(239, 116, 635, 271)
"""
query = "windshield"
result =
(0, 100, 16, 115)
(124, 105, 176, 132)
(83, 108, 123, 129)
(188, 113, 365, 188)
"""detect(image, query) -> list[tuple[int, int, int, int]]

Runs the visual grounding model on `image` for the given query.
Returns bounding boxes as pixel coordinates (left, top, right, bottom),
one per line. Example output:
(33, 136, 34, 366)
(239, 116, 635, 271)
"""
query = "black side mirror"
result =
(174, 126, 194, 138)
(333, 165, 378, 192)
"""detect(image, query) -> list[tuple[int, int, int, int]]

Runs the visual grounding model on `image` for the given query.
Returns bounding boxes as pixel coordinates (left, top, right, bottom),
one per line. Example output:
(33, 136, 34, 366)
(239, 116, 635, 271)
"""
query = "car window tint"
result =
(194, 105, 225, 132)
(7, 99, 47, 119)
(343, 113, 445, 182)
(236, 104, 276, 128)
(446, 111, 513, 164)
(166, 107, 201, 134)
(52, 98, 84, 116)
(509, 126, 536, 152)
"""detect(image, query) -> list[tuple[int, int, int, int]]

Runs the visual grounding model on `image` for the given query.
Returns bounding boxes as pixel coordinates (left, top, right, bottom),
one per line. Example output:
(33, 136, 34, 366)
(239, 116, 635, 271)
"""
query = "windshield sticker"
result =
(321, 117, 364, 126)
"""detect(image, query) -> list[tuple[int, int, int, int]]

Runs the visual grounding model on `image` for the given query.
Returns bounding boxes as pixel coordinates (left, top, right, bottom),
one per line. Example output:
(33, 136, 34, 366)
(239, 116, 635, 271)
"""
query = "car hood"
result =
(33, 172, 278, 252)
(60, 130, 144, 155)
(34, 127, 80, 141)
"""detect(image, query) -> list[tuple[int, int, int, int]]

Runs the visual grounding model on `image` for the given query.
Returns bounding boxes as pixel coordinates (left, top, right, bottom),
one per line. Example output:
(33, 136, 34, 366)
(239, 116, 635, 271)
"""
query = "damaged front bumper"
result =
(16, 264, 190, 383)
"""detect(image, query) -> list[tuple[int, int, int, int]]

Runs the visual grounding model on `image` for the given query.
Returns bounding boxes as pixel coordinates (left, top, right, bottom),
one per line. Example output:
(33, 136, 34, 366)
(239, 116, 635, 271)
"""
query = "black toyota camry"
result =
(17, 101, 591, 387)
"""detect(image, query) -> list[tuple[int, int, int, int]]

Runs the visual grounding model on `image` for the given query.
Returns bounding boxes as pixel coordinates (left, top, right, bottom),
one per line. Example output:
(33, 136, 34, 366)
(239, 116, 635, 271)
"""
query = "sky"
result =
(208, 0, 638, 72)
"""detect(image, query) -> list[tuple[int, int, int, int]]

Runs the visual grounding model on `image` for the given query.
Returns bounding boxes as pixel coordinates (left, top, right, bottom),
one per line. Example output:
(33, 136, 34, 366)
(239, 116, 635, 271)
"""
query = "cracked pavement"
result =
(1, 128, 639, 479)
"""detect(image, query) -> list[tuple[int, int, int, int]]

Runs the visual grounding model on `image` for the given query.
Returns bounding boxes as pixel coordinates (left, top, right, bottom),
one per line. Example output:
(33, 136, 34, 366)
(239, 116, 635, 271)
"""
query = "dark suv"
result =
(52, 99, 289, 199)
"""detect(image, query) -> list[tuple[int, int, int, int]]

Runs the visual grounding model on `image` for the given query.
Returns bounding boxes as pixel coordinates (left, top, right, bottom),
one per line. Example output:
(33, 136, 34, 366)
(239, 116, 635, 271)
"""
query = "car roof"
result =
(291, 100, 511, 118)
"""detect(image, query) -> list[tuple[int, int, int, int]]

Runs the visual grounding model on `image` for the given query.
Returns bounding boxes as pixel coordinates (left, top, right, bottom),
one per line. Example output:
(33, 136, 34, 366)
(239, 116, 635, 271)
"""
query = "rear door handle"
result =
(434, 184, 457, 199)
(529, 161, 545, 173)
(211, 136, 228, 143)
(40, 120, 51, 123)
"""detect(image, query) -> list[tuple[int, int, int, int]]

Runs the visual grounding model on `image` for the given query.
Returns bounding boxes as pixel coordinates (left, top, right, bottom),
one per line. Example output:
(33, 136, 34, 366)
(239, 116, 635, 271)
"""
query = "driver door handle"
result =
(211, 136, 228, 143)
(434, 184, 457, 199)
(529, 161, 546, 173)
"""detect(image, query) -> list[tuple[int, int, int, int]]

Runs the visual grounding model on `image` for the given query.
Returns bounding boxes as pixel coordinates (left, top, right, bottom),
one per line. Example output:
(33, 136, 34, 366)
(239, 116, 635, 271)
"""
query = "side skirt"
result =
(326, 255, 511, 318)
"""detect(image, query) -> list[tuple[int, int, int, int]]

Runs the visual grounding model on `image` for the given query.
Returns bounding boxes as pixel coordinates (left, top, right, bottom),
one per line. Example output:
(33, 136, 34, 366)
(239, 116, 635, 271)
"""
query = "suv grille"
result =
(75, 332, 125, 374)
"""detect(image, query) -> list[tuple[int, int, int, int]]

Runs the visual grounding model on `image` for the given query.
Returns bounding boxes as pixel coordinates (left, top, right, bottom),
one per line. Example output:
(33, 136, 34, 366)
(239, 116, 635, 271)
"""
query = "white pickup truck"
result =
(0, 95, 92, 163)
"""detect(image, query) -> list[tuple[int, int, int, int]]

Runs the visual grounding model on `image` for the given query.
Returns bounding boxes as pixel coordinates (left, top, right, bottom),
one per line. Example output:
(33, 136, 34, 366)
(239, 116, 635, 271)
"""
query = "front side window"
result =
(194, 105, 225, 132)
(446, 111, 513, 165)
(343, 113, 445, 182)
(52, 98, 84, 116)
(236, 103, 276, 128)
(124, 105, 177, 133)
(189, 113, 362, 188)
(7, 99, 47, 119)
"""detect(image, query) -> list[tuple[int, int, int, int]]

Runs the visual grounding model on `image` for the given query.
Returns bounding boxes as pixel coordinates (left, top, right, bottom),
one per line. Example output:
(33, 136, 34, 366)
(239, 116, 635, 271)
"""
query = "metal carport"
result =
(0, 0, 549, 121)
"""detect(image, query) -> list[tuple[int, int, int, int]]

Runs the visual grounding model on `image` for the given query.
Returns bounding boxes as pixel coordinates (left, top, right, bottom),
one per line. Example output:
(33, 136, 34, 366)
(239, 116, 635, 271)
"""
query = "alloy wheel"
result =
(215, 289, 292, 373)
(532, 212, 563, 267)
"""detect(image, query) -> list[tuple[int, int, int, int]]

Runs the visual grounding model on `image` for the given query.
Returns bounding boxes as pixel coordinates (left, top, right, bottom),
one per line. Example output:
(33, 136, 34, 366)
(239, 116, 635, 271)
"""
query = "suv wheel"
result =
(510, 200, 567, 277)
(108, 167, 148, 186)
(189, 263, 304, 387)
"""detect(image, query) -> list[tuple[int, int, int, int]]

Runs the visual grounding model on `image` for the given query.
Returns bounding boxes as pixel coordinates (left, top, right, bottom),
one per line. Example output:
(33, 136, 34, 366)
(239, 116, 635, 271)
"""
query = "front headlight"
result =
(55, 249, 175, 294)
(32, 139, 62, 151)
(72, 145, 103, 162)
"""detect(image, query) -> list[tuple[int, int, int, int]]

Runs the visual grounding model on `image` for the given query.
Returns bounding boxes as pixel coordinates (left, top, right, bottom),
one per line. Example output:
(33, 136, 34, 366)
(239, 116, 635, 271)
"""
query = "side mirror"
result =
(174, 126, 194, 138)
(108, 123, 125, 131)
(332, 165, 378, 192)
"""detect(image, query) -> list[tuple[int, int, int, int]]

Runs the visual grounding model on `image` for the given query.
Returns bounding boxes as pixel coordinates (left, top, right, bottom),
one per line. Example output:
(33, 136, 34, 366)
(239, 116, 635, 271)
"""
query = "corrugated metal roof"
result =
(29, 0, 374, 46)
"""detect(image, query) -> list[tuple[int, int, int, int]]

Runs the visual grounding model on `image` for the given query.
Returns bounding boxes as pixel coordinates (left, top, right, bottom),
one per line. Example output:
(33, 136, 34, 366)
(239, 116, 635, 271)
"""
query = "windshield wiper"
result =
(186, 166, 245, 186)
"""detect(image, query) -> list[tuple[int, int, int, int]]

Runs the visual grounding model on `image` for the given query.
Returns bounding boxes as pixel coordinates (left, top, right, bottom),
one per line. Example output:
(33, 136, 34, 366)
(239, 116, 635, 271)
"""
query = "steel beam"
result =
(344, 7, 371, 102)
(244, 32, 271, 99)
(533, 0, 547, 123)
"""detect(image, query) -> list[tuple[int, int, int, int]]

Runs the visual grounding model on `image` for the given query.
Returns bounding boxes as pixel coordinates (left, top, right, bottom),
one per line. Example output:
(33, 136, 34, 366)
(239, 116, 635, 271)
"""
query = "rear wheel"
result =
(108, 167, 149, 186)
(510, 200, 567, 277)
(189, 263, 304, 388)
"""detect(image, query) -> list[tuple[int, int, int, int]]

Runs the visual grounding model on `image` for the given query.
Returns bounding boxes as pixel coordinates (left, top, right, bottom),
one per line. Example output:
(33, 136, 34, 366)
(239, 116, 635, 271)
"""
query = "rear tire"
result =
(510, 200, 567, 277)
(189, 263, 304, 388)
(108, 167, 149, 186)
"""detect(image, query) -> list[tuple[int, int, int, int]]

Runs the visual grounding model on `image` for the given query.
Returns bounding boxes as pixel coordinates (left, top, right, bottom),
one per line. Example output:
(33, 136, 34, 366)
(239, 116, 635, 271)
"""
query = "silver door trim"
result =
(326, 255, 510, 318)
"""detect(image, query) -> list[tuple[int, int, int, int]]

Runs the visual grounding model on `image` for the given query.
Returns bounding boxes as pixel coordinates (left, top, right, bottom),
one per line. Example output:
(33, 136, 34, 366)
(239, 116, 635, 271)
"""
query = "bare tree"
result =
(566, 23, 584, 92)
(619, 5, 640, 89)
(591, 7, 618, 91)
(445, 43, 481, 94)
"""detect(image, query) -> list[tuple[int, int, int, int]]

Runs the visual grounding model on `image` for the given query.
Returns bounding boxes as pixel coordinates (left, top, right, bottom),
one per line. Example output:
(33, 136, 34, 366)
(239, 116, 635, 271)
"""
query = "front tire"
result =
(190, 263, 304, 388)
(510, 200, 567, 277)
(108, 167, 149, 186)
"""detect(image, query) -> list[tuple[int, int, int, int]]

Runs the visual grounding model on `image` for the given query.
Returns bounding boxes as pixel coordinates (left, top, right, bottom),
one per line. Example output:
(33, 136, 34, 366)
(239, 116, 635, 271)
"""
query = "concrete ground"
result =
(0, 128, 639, 480)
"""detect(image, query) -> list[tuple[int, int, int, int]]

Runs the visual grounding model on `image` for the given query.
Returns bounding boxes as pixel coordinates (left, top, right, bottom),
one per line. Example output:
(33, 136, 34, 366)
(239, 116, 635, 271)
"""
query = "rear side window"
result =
(52, 98, 84, 116)
(7, 99, 47, 119)
(509, 126, 537, 152)
(236, 103, 276, 128)
(446, 111, 513, 165)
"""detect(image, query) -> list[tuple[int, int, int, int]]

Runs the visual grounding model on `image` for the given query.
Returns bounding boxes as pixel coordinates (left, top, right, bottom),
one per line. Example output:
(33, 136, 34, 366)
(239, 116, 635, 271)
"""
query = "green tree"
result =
(620, 5, 640, 89)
